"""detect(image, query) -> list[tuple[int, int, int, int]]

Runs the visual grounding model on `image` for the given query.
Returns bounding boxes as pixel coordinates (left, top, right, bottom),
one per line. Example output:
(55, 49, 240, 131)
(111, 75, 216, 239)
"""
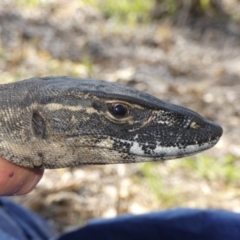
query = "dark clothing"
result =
(0, 198, 239, 240)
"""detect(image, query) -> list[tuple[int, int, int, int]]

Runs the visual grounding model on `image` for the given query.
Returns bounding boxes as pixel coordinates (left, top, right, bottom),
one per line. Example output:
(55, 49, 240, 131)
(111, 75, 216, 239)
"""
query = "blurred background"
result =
(0, 0, 240, 232)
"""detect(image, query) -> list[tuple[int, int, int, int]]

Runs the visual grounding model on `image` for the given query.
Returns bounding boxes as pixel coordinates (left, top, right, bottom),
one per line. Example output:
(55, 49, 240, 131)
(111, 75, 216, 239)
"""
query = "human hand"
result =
(0, 156, 44, 196)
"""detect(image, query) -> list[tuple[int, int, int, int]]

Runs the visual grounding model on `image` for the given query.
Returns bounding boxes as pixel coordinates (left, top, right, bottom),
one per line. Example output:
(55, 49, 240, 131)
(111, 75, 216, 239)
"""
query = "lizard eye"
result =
(108, 103, 129, 118)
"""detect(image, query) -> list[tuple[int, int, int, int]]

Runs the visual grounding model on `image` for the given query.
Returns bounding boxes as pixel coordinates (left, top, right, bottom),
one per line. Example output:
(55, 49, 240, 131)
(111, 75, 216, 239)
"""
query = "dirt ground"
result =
(0, 1, 240, 232)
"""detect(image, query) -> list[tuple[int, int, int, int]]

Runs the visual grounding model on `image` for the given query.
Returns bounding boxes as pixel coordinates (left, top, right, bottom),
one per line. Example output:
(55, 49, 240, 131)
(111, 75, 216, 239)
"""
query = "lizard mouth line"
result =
(126, 138, 219, 158)
(68, 136, 220, 159)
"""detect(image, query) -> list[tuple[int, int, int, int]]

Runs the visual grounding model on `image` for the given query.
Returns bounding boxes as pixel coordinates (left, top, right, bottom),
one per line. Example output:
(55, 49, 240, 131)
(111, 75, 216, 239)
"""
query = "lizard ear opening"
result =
(32, 111, 46, 139)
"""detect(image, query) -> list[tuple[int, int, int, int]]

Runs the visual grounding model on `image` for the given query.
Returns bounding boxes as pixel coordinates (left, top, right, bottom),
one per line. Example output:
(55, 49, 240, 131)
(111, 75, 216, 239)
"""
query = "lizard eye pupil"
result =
(109, 104, 128, 118)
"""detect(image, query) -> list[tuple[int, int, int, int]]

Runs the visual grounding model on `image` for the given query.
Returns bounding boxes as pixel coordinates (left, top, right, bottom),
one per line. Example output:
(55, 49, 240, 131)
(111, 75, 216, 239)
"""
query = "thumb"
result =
(0, 157, 44, 196)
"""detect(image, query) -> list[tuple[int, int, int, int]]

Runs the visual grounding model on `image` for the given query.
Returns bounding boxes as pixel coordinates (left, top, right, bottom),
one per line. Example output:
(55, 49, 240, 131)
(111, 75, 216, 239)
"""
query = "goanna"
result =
(0, 76, 223, 168)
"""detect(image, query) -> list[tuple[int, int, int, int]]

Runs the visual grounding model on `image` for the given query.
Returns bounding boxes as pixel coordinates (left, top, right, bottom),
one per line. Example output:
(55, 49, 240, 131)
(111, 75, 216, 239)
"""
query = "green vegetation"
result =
(16, 0, 240, 24)
(16, 0, 154, 23)
(153, 0, 218, 16)
(139, 154, 240, 204)
(179, 154, 240, 184)
(16, 0, 42, 8)
(82, 0, 154, 23)
(152, 0, 240, 24)
(139, 162, 180, 206)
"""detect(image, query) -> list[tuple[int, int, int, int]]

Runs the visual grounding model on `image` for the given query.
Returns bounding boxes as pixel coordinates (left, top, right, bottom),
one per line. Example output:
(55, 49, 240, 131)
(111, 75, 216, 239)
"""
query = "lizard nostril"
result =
(189, 121, 201, 129)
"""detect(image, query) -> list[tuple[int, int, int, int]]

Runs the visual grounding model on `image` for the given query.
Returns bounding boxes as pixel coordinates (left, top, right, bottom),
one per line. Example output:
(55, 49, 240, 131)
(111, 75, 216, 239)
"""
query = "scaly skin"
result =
(0, 76, 223, 168)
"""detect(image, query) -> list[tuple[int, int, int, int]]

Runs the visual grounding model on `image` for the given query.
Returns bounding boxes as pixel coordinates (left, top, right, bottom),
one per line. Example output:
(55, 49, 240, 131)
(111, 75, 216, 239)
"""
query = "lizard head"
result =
(29, 77, 222, 168)
(0, 76, 223, 168)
